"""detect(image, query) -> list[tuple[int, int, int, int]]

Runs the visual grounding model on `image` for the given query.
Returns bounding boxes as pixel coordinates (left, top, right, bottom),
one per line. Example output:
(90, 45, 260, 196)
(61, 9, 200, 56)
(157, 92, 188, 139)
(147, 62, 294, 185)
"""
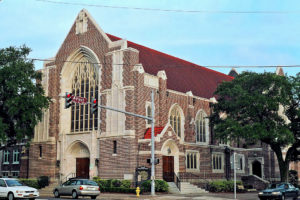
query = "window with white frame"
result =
(169, 106, 182, 137)
(2, 171, 9, 177)
(3, 150, 9, 164)
(231, 153, 245, 172)
(12, 171, 19, 178)
(70, 59, 99, 132)
(195, 111, 208, 143)
(212, 153, 224, 172)
(13, 150, 19, 164)
(186, 151, 199, 170)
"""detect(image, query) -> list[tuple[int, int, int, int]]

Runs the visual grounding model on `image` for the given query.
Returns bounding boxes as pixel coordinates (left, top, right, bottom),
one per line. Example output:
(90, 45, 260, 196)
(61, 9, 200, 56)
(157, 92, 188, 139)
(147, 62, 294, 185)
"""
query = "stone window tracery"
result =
(169, 106, 182, 137)
(71, 59, 98, 132)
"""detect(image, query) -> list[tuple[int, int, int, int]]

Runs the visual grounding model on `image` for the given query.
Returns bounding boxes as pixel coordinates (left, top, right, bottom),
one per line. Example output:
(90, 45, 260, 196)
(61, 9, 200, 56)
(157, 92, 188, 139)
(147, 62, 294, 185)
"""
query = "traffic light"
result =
(65, 92, 73, 109)
(91, 98, 98, 114)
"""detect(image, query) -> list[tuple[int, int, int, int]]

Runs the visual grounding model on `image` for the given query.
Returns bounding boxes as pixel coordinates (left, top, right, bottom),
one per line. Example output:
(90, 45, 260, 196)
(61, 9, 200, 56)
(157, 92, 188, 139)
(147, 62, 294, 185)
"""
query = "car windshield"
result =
(82, 180, 98, 186)
(268, 183, 285, 189)
(6, 180, 23, 187)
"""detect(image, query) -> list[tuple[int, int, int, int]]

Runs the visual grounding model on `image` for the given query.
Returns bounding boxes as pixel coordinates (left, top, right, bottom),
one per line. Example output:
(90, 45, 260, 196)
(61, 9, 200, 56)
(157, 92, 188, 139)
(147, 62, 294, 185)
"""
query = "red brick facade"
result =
(24, 9, 279, 185)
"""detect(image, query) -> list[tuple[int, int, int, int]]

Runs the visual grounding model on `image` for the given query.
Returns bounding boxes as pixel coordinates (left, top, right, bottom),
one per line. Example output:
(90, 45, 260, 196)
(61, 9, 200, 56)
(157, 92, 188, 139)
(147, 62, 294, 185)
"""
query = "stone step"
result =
(167, 182, 180, 194)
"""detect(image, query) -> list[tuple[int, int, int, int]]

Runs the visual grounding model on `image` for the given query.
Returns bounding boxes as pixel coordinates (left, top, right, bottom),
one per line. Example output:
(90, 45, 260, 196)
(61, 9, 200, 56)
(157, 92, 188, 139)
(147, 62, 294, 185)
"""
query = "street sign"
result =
(71, 96, 87, 104)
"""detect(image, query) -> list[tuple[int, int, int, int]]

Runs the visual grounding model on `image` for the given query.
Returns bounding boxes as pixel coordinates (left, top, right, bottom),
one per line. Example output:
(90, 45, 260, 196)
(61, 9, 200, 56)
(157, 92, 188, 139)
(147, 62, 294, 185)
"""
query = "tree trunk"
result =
(279, 161, 289, 182)
(271, 144, 290, 182)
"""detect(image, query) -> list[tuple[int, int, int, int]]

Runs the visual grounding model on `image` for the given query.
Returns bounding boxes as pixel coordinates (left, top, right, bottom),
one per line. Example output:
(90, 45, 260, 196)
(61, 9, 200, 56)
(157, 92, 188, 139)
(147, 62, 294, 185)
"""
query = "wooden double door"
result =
(163, 156, 174, 182)
(76, 158, 90, 179)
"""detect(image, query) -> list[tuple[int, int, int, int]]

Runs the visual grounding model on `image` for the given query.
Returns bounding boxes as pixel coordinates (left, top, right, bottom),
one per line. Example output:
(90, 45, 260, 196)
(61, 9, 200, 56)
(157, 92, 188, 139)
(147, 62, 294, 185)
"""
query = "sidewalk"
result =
(93, 192, 258, 200)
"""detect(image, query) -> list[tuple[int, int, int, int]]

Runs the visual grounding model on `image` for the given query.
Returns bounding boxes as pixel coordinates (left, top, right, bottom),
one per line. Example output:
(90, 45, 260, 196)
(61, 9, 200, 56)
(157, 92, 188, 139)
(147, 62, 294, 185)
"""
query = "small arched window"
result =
(169, 106, 182, 137)
(147, 106, 151, 125)
(195, 111, 207, 143)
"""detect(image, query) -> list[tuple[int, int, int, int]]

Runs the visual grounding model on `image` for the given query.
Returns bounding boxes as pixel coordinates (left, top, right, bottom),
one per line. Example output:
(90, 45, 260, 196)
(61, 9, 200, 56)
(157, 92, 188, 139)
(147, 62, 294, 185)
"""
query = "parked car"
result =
(53, 178, 100, 199)
(0, 178, 39, 200)
(258, 182, 299, 200)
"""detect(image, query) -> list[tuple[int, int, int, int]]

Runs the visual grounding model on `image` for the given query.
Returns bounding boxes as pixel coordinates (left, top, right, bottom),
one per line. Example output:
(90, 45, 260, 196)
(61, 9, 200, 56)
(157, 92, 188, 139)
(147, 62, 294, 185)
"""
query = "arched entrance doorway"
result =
(252, 160, 262, 178)
(66, 141, 90, 179)
(161, 139, 180, 182)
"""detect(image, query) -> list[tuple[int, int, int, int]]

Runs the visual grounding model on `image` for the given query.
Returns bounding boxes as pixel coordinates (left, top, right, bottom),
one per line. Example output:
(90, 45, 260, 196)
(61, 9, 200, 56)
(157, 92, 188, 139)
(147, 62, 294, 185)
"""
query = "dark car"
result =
(258, 183, 299, 200)
(53, 179, 100, 199)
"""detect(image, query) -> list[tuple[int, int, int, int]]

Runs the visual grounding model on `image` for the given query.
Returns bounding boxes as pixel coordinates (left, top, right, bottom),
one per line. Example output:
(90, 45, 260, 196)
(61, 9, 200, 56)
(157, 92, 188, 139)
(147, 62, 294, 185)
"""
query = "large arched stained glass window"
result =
(169, 106, 182, 137)
(71, 59, 98, 132)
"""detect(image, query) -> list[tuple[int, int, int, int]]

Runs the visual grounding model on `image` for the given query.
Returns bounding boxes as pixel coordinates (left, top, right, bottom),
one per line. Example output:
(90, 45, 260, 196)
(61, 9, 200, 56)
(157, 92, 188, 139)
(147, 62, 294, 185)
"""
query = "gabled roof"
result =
(107, 34, 234, 99)
(144, 127, 164, 139)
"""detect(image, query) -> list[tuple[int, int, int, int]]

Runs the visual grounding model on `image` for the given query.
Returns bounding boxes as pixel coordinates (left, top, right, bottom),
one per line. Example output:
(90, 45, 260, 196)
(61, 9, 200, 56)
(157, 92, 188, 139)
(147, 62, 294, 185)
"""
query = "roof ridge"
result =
(106, 33, 233, 79)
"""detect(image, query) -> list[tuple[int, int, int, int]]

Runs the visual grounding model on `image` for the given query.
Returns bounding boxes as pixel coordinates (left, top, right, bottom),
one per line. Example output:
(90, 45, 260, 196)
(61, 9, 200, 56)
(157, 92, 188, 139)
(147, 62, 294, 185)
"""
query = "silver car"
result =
(53, 179, 100, 199)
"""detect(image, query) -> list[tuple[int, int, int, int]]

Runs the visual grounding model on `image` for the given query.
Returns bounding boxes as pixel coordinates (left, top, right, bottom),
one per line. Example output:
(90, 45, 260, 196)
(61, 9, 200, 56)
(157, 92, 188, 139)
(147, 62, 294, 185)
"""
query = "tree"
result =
(211, 72, 300, 182)
(0, 46, 51, 148)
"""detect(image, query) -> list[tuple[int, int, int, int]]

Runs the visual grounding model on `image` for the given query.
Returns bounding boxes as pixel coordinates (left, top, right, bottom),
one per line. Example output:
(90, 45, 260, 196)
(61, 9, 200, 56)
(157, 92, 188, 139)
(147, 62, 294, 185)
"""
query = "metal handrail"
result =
(174, 173, 181, 191)
(61, 172, 76, 184)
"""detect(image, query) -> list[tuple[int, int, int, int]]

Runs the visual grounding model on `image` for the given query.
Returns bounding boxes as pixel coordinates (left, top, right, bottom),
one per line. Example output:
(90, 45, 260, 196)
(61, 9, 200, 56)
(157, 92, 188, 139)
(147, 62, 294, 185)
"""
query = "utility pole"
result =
(66, 90, 157, 195)
(150, 90, 155, 196)
(233, 152, 236, 199)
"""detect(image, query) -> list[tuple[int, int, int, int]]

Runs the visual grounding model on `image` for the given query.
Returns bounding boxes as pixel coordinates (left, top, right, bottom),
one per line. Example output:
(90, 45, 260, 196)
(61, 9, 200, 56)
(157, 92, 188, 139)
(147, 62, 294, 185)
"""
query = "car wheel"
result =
(7, 192, 14, 200)
(72, 190, 78, 199)
(91, 195, 97, 199)
(281, 194, 285, 200)
(54, 189, 60, 198)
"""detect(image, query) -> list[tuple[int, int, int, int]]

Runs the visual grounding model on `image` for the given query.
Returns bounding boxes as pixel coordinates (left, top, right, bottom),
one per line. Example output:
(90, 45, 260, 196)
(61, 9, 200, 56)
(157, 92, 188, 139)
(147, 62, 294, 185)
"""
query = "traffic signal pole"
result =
(64, 90, 156, 195)
(94, 90, 156, 196)
(150, 90, 155, 196)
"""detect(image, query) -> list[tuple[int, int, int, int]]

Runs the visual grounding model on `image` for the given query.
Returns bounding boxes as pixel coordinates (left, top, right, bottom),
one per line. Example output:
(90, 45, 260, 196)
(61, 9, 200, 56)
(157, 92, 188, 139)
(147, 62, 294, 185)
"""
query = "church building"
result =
(21, 9, 279, 187)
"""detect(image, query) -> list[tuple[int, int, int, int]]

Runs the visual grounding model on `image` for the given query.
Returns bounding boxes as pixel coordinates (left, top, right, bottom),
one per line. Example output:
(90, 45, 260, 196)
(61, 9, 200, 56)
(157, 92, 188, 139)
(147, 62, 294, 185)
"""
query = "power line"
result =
(28, 58, 300, 69)
(34, 0, 300, 14)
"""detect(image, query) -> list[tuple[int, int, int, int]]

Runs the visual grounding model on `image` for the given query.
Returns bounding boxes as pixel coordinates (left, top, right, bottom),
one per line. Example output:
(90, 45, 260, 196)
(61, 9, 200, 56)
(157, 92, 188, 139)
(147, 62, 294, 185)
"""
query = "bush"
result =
(101, 187, 136, 193)
(19, 179, 40, 189)
(93, 177, 107, 190)
(38, 176, 49, 188)
(112, 179, 122, 187)
(140, 180, 169, 192)
(207, 180, 243, 192)
(121, 180, 131, 188)
(92, 177, 132, 191)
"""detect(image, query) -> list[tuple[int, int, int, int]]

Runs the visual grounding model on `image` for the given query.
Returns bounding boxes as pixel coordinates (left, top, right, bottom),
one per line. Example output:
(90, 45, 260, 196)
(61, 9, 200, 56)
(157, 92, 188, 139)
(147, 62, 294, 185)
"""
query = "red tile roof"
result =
(107, 34, 234, 99)
(144, 127, 164, 139)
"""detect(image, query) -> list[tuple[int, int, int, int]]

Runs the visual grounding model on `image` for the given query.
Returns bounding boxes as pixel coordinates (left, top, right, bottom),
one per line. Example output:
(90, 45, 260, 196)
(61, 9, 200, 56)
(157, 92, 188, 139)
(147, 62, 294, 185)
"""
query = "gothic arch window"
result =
(146, 106, 151, 125)
(169, 106, 182, 137)
(195, 110, 208, 143)
(71, 59, 98, 132)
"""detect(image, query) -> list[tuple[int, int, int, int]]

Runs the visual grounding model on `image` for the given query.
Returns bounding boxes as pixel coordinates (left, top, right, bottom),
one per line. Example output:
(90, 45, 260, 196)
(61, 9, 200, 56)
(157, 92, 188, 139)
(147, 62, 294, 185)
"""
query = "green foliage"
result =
(211, 72, 300, 182)
(207, 180, 242, 192)
(92, 177, 132, 192)
(0, 46, 51, 146)
(37, 176, 49, 188)
(120, 180, 131, 188)
(112, 179, 122, 187)
(101, 187, 137, 193)
(19, 179, 40, 189)
(140, 180, 169, 192)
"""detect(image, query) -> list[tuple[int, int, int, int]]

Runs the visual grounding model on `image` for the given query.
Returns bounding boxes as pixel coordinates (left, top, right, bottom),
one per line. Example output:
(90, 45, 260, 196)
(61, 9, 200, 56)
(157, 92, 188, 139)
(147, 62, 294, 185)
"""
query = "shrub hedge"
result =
(207, 180, 243, 192)
(92, 177, 136, 193)
(140, 180, 169, 192)
(19, 179, 40, 189)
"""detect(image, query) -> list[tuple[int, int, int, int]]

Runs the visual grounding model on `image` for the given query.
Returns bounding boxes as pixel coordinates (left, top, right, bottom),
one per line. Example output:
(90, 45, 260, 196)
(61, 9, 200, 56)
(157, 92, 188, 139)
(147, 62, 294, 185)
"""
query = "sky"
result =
(0, 0, 299, 76)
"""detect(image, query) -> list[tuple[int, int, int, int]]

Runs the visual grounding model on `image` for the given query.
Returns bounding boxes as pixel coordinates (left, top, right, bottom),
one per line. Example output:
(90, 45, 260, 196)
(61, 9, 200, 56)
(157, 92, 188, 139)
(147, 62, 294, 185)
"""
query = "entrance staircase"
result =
(38, 181, 59, 197)
(168, 182, 208, 194)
